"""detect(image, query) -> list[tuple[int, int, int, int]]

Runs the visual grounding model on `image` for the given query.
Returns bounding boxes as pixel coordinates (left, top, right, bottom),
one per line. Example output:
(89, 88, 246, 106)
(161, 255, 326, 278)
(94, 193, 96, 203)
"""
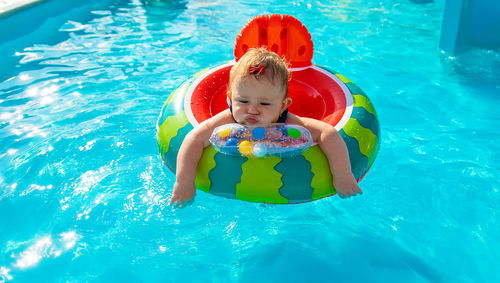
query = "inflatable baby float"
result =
(157, 14, 380, 204)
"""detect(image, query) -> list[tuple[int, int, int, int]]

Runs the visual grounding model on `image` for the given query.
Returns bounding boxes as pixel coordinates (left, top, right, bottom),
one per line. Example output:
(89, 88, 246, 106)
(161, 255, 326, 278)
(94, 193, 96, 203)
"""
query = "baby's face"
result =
(230, 76, 290, 124)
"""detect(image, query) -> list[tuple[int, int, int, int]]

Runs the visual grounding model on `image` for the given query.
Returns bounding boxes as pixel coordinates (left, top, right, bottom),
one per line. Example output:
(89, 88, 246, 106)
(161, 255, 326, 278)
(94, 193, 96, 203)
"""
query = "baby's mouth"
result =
(245, 116, 259, 124)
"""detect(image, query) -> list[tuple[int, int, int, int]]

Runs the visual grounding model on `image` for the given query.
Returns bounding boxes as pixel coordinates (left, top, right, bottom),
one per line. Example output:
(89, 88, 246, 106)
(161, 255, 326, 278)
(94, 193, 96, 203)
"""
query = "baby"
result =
(169, 47, 361, 207)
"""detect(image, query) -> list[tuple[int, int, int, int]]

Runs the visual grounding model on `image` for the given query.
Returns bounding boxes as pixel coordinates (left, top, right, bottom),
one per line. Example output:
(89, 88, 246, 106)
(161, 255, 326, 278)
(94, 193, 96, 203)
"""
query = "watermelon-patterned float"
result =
(156, 14, 380, 204)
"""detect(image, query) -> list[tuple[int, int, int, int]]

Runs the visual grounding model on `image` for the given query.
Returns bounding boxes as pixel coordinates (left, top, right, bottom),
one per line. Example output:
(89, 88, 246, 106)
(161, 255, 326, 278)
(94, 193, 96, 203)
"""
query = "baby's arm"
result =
(288, 114, 361, 198)
(169, 110, 234, 206)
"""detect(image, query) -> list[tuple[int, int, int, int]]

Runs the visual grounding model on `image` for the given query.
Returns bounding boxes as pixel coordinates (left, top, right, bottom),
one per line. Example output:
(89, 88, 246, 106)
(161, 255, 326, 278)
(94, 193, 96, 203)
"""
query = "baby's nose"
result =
(248, 104, 259, 114)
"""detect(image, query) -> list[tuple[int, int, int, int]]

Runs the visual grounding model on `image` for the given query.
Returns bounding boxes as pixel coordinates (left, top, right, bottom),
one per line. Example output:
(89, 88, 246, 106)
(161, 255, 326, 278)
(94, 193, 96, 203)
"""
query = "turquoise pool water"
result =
(1, 0, 499, 282)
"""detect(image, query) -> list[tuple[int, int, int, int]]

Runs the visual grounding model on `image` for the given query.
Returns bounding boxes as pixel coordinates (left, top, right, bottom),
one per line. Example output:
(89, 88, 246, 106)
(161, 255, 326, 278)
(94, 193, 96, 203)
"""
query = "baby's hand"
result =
(168, 181, 196, 208)
(334, 172, 362, 199)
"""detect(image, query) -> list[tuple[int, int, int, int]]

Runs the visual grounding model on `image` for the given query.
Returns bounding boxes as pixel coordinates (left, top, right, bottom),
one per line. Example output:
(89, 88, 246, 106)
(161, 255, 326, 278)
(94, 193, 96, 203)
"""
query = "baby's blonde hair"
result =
(228, 47, 290, 97)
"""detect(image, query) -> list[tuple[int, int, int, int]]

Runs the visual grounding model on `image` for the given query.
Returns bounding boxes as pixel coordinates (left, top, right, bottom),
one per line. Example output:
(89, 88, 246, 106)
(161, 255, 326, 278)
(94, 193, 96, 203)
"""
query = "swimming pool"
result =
(1, 0, 499, 281)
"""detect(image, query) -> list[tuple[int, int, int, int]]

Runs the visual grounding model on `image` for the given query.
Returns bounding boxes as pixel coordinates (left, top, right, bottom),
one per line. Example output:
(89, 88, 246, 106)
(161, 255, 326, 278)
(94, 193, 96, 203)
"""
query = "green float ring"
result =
(157, 62, 379, 204)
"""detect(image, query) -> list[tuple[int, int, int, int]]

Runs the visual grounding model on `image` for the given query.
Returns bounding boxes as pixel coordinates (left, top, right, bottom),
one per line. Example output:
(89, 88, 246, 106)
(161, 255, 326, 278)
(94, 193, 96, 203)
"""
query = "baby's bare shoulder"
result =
(286, 113, 329, 128)
(286, 113, 336, 140)
(199, 109, 233, 128)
